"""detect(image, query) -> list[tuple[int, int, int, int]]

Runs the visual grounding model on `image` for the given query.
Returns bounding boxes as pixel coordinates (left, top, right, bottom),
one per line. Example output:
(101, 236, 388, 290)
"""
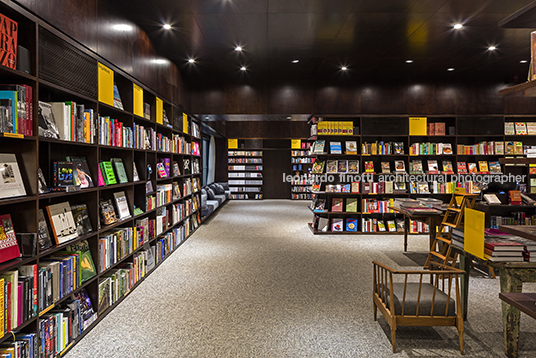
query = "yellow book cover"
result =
(328, 121, 333, 135)
(506, 142, 514, 154)
(183, 113, 189, 134)
(0, 278, 3, 339)
(478, 161, 489, 173)
(409, 117, 427, 136)
(337, 121, 342, 135)
(156, 97, 163, 124)
(291, 139, 301, 149)
(98, 62, 114, 106)
(84, 112, 91, 143)
(515, 141, 523, 154)
(318, 121, 327, 135)
(342, 121, 353, 135)
(228, 139, 238, 149)
(133, 84, 144, 117)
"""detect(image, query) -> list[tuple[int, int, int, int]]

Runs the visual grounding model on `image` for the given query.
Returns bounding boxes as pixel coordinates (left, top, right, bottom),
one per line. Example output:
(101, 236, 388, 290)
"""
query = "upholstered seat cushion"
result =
(206, 188, 215, 200)
(219, 182, 230, 190)
(201, 193, 208, 210)
(214, 194, 226, 205)
(382, 283, 456, 316)
(207, 200, 219, 210)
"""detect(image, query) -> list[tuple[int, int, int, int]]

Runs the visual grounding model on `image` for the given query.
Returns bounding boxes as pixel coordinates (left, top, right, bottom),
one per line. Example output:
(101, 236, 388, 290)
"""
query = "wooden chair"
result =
(372, 261, 465, 354)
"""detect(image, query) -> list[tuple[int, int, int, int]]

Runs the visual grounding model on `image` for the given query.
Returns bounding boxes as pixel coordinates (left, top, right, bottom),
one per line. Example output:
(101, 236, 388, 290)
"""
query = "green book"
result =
(100, 161, 117, 185)
(66, 240, 97, 283)
(111, 158, 128, 183)
(346, 198, 358, 212)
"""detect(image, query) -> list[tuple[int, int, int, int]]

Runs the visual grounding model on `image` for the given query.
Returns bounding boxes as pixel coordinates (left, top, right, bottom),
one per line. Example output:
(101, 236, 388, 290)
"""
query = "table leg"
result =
(459, 254, 471, 321)
(500, 268, 523, 358)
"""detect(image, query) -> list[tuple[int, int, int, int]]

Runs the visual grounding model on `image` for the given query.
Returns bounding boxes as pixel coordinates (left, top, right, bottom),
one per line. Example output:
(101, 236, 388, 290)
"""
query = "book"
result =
(509, 190, 522, 205)
(381, 162, 391, 174)
(37, 209, 53, 251)
(326, 160, 337, 174)
(0, 214, 19, 264)
(330, 141, 342, 154)
(0, 153, 26, 199)
(311, 160, 325, 174)
(317, 217, 329, 232)
(410, 160, 423, 174)
(99, 199, 117, 225)
(146, 180, 153, 193)
(364, 161, 374, 173)
(70, 204, 93, 236)
(331, 198, 343, 212)
(527, 122, 536, 135)
(427, 160, 439, 174)
(53, 161, 74, 188)
(505, 122, 515, 135)
(495, 141, 505, 155)
(38, 167, 49, 194)
(394, 160, 405, 172)
(113, 191, 131, 219)
(67, 240, 97, 283)
(346, 141, 358, 154)
(98, 277, 112, 314)
(68, 156, 94, 188)
(442, 160, 454, 174)
(337, 160, 347, 173)
(478, 161, 489, 173)
(377, 220, 386, 232)
(489, 161, 501, 174)
(394, 142, 404, 154)
(347, 160, 359, 173)
(172, 161, 181, 177)
(346, 218, 358, 232)
(435, 123, 446, 136)
(395, 219, 404, 232)
(485, 238, 524, 252)
(515, 141, 523, 155)
(468, 162, 478, 174)
(387, 220, 396, 232)
(484, 194, 502, 205)
(99, 161, 117, 185)
(515, 122, 527, 135)
(0, 13, 17, 70)
(111, 158, 128, 183)
(351, 182, 360, 193)
(97, 165, 105, 186)
(75, 288, 97, 330)
(346, 198, 358, 212)
(313, 140, 325, 154)
(38, 101, 60, 139)
(331, 218, 343, 232)
(46, 202, 78, 244)
(113, 84, 123, 110)
(442, 143, 453, 155)
(0, 90, 15, 134)
(457, 162, 468, 174)
(312, 198, 326, 212)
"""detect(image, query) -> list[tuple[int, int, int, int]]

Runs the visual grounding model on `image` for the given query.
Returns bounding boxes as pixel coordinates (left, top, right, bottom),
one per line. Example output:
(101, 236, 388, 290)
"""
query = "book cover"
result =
(330, 141, 342, 154)
(381, 162, 391, 174)
(377, 220, 386, 232)
(98, 278, 111, 314)
(46, 202, 78, 245)
(97, 165, 105, 186)
(0, 13, 17, 70)
(345, 141, 357, 154)
(68, 156, 93, 188)
(364, 161, 374, 173)
(70, 204, 93, 236)
(484, 194, 502, 205)
(113, 85, 124, 110)
(478, 161, 489, 173)
(442, 143, 453, 155)
(113, 191, 131, 220)
(394, 160, 405, 172)
(442, 160, 454, 174)
(427, 160, 439, 174)
(515, 122, 527, 135)
(387, 220, 396, 232)
(504, 122, 515, 135)
(313, 140, 325, 154)
(410, 160, 423, 174)
(527, 122, 536, 135)
(351, 182, 360, 193)
(337, 160, 347, 173)
(505, 141, 514, 154)
(317, 217, 329, 232)
(434, 122, 446, 136)
(346, 218, 358, 232)
(495, 141, 505, 155)
(515, 141, 523, 155)
(172, 161, 181, 177)
(133, 162, 140, 181)
(111, 158, 128, 183)
(38, 167, 49, 194)
(53, 161, 74, 187)
(331, 218, 343, 232)
(468, 162, 478, 174)
(99, 199, 117, 225)
(347, 160, 359, 173)
(100, 161, 117, 185)
(67, 240, 97, 283)
(0, 153, 26, 199)
(313, 198, 326, 212)
(38, 101, 60, 139)
(326, 160, 337, 174)
(509, 190, 522, 205)
(331, 198, 343, 212)
(0, 90, 15, 134)
(0, 214, 19, 264)
(156, 162, 168, 178)
(457, 162, 468, 173)
(346, 198, 358, 212)
(37, 209, 53, 251)
(393, 142, 404, 154)
(311, 160, 325, 174)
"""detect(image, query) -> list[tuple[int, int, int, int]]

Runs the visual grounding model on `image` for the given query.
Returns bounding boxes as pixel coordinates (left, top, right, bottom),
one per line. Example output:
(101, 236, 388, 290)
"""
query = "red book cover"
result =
(24, 85, 33, 136)
(509, 190, 522, 205)
(331, 198, 343, 212)
(484, 241, 524, 251)
(0, 214, 20, 264)
(0, 13, 18, 70)
(435, 122, 446, 135)
(457, 162, 468, 173)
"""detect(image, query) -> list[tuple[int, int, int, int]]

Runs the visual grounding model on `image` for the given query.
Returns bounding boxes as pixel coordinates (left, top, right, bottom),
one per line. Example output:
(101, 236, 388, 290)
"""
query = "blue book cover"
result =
(346, 218, 358, 232)
(330, 141, 342, 154)
(0, 90, 17, 133)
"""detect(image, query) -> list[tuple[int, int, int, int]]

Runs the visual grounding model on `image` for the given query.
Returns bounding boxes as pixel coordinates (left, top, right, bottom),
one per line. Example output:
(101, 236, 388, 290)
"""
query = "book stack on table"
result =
(484, 229, 524, 262)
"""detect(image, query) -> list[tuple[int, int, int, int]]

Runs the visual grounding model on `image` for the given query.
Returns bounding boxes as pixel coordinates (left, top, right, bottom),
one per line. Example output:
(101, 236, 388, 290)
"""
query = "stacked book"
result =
(451, 228, 464, 248)
(484, 229, 524, 262)
(513, 237, 536, 262)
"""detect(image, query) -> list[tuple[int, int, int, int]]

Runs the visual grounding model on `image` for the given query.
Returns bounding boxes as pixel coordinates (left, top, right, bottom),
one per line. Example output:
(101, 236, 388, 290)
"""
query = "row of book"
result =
(291, 193, 312, 200)
(291, 157, 313, 164)
(228, 165, 263, 171)
(228, 158, 262, 164)
(292, 187, 311, 193)
(362, 141, 404, 155)
(228, 151, 262, 157)
(1, 85, 33, 136)
(408, 142, 453, 155)
(228, 180, 263, 185)
(291, 150, 309, 156)
(230, 194, 263, 199)
(229, 187, 262, 192)
(313, 216, 429, 233)
(505, 122, 536, 135)
(314, 121, 354, 135)
(228, 172, 262, 178)
(489, 214, 536, 228)
(456, 141, 523, 155)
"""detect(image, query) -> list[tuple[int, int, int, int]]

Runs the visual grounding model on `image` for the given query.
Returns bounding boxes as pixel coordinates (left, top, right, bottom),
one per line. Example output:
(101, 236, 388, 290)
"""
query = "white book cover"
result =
(527, 122, 536, 135)
(0, 153, 26, 199)
(504, 122, 515, 135)
(50, 102, 68, 140)
(46, 201, 78, 244)
(113, 191, 131, 219)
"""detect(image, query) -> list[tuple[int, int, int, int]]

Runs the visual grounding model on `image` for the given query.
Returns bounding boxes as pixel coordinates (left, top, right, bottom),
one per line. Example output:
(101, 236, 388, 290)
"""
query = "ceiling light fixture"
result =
(153, 59, 167, 64)
(447, 68, 455, 71)
(453, 23, 463, 29)
(488, 46, 496, 51)
(188, 59, 195, 63)
(112, 24, 133, 32)
(341, 66, 348, 71)
(292, 59, 299, 63)
(163, 24, 172, 30)
(235, 46, 243, 51)
(521, 60, 528, 63)
(405, 60, 413, 63)
(240, 66, 247, 71)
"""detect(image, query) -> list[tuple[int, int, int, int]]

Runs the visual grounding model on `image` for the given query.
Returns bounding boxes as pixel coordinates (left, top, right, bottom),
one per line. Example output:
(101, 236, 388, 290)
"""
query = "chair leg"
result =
(373, 301, 377, 321)
(391, 327, 396, 353)
(458, 328, 464, 355)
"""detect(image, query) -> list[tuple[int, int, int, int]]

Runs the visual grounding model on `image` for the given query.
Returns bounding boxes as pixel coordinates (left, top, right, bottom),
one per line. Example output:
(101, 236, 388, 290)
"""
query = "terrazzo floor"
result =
(65, 200, 536, 358)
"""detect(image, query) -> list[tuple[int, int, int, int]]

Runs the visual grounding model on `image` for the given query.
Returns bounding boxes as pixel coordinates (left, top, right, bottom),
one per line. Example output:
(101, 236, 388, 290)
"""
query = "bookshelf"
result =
(0, 1, 202, 355)
(227, 149, 263, 199)
(308, 115, 536, 235)
(290, 139, 313, 200)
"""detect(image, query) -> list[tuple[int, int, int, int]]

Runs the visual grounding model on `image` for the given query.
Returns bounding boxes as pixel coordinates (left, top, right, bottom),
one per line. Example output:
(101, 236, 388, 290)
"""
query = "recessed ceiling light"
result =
(453, 23, 463, 29)
(153, 59, 167, 64)
(163, 24, 172, 30)
(206, 117, 210, 119)
(521, 60, 528, 63)
(286, 116, 291, 119)
(488, 46, 497, 51)
(240, 66, 247, 71)
(341, 66, 348, 71)
(112, 24, 133, 32)
(235, 46, 243, 51)
(292, 59, 299, 63)
(188, 58, 195, 63)
(447, 68, 455, 71)
(405, 60, 413, 63)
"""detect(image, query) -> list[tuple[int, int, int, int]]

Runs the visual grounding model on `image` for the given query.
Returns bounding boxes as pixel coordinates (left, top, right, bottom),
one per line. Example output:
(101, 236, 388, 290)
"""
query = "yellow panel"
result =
(98, 62, 114, 106)
(183, 113, 188, 133)
(156, 97, 163, 124)
(409, 117, 427, 136)
(464, 208, 485, 260)
(133, 84, 143, 117)
(291, 139, 301, 149)
(228, 139, 238, 149)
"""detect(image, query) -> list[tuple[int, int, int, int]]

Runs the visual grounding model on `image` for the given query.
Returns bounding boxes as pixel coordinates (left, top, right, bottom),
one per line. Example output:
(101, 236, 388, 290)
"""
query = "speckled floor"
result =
(65, 200, 536, 358)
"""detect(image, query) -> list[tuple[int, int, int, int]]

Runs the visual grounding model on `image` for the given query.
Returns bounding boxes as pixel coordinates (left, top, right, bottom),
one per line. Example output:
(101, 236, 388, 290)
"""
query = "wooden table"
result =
(453, 225, 536, 358)
(390, 207, 444, 252)
(499, 293, 536, 320)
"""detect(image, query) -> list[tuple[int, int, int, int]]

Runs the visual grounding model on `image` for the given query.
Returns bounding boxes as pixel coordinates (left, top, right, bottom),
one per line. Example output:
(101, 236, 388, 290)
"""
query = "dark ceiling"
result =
(114, 0, 536, 85)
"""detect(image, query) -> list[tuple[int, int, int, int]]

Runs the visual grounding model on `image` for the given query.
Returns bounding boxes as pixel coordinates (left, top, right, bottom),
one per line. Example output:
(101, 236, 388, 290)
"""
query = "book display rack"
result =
(290, 139, 313, 200)
(308, 115, 536, 235)
(228, 149, 263, 199)
(0, 1, 202, 355)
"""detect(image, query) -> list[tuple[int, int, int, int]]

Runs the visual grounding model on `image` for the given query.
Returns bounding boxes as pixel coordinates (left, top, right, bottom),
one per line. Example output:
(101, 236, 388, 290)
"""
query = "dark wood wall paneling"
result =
(15, 0, 185, 106)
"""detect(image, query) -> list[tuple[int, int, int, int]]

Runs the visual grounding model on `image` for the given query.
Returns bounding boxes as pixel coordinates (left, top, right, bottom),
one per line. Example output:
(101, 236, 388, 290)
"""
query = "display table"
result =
(390, 207, 444, 251)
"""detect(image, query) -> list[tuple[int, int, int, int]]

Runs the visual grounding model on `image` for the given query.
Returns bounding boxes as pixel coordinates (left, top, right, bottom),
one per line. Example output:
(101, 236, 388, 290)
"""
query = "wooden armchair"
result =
(372, 261, 465, 354)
